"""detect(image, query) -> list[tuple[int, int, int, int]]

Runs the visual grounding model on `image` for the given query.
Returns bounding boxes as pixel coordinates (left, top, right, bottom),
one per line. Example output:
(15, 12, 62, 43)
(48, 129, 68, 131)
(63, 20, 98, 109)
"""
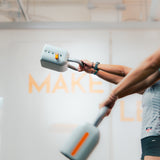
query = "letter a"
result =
(52, 74, 68, 93)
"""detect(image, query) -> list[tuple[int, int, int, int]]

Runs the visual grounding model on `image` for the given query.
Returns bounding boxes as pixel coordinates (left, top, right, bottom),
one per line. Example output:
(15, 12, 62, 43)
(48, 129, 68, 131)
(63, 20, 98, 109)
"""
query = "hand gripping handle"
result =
(67, 58, 84, 71)
(93, 106, 109, 127)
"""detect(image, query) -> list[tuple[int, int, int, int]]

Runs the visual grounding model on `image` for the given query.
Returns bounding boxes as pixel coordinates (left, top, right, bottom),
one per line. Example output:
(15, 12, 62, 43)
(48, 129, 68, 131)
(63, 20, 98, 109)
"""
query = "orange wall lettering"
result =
(89, 75, 104, 93)
(29, 74, 50, 93)
(136, 101, 142, 122)
(120, 101, 134, 122)
(120, 100, 142, 122)
(71, 73, 86, 93)
(52, 73, 69, 93)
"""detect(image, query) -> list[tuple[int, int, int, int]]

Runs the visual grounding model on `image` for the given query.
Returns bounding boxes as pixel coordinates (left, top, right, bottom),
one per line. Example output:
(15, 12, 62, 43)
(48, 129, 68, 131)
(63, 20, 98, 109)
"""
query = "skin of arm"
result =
(90, 63, 160, 97)
(112, 48, 160, 97)
(99, 48, 160, 113)
(80, 59, 131, 76)
(97, 63, 131, 77)
(79, 59, 131, 84)
(98, 69, 160, 96)
(118, 70, 160, 98)
(96, 70, 124, 84)
(80, 59, 160, 97)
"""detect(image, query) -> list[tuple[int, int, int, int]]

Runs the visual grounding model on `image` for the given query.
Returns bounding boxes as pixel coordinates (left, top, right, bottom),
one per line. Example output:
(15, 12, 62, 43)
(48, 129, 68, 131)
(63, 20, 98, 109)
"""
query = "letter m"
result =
(29, 74, 50, 93)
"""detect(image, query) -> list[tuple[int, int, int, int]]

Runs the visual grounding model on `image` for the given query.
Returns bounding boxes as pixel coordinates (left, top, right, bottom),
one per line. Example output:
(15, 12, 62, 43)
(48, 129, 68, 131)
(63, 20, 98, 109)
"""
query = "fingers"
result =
(81, 59, 92, 68)
(99, 103, 112, 116)
(78, 66, 83, 72)
(99, 93, 118, 117)
(78, 63, 84, 72)
(79, 59, 94, 73)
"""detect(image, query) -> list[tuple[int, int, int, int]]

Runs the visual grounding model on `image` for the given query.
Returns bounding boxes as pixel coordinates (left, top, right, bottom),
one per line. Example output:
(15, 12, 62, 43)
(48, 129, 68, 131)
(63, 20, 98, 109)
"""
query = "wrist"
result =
(90, 69, 96, 74)
(94, 62, 100, 70)
(92, 62, 94, 68)
(90, 69, 98, 75)
(110, 90, 119, 100)
(93, 70, 98, 75)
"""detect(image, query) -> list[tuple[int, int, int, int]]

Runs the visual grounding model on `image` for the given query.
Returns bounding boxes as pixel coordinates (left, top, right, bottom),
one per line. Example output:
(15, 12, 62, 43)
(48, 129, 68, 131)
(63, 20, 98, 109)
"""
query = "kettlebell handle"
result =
(67, 58, 84, 71)
(93, 106, 109, 127)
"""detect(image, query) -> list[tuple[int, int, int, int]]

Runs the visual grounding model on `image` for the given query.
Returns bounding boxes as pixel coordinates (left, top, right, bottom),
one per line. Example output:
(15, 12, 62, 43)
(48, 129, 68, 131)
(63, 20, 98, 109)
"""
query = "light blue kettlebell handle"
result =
(67, 58, 84, 71)
(93, 106, 109, 127)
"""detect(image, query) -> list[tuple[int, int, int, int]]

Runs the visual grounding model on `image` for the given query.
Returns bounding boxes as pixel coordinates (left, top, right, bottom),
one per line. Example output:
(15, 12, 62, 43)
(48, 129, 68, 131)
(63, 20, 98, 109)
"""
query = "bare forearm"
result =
(112, 49, 160, 97)
(119, 71, 160, 98)
(95, 63, 131, 76)
(81, 59, 131, 77)
(96, 70, 123, 84)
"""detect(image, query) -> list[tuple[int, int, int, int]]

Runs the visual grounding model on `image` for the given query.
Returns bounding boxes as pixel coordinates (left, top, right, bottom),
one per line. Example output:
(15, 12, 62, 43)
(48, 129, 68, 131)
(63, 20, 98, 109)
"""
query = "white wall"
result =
(0, 29, 160, 160)
(0, 97, 3, 160)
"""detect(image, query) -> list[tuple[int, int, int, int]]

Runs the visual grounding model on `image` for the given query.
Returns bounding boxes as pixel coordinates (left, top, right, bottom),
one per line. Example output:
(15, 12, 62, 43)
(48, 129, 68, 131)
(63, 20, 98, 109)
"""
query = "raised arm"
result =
(95, 63, 131, 77)
(79, 59, 132, 84)
(79, 57, 160, 100)
(96, 70, 125, 84)
(83, 60, 160, 96)
(112, 48, 160, 98)
(118, 70, 160, 98)
(100, 48, 160, 113)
